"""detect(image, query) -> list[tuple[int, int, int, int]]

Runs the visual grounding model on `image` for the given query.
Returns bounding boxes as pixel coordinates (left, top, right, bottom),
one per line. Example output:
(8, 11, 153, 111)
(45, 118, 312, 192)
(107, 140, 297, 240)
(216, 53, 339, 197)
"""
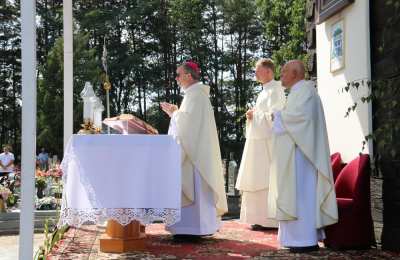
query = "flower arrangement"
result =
(36, 196, 59, 210)
(0, 185, 12, 212)
(35, 177, 47, 198)
(36, 165, 63, 179)
(35, 177, 47, 189)
(6, 193, 18, 208)
(36, 169, 50, 178)
(47, 166, 63, 179)
(0, 164, 65, 211)
(0, 185, 12, 201)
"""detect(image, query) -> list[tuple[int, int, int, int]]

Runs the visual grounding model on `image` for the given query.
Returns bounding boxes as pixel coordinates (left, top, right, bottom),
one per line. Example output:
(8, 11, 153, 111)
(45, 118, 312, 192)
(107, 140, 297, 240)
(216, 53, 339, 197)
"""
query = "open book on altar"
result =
(103, 114, 158, 135)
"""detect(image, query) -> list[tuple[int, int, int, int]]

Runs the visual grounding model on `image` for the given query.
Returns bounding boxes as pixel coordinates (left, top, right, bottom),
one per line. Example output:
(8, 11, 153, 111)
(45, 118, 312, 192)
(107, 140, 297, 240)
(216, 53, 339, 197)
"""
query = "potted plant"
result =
(35, 177, 47, 199)
(0, 185, 12, 213)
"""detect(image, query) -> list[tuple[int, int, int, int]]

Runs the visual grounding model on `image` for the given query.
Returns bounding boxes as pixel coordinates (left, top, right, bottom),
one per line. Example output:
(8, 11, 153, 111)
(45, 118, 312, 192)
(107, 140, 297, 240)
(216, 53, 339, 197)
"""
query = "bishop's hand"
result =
(246, 108, 254, 120)
(161, 102, 178, 118)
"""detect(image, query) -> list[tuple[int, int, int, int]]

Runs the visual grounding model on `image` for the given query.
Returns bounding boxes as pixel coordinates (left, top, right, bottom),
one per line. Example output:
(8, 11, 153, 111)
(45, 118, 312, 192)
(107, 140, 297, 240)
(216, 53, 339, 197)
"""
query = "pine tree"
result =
(256, 0, 307, 75)
(0, 0, 21, 156)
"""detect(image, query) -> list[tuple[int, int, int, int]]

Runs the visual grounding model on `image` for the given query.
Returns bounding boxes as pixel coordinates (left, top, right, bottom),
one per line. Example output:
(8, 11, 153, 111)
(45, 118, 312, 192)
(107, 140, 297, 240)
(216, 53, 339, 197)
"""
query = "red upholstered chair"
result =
(330, 153, 344, 182)
(324, 154, 376, 249)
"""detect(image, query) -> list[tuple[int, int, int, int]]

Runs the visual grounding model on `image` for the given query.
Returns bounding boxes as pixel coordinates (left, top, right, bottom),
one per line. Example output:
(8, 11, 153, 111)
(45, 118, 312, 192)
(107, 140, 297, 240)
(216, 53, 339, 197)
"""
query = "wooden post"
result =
(99, 220, 146, 253)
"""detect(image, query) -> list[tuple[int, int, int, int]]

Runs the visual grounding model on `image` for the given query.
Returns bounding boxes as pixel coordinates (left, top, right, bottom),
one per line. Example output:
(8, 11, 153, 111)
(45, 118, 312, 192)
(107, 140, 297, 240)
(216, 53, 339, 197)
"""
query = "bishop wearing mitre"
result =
(267, 60, 338, 252)
(235, 58, 285, 230)
(161, 61, 228, 241)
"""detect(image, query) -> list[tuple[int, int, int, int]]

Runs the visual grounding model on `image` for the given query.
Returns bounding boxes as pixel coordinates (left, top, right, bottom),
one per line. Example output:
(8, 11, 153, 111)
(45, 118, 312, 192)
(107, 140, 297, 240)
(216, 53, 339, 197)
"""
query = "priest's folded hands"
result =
(161, 102, 178, 118)
(245, 108, 275, 122)
(245, 108, 254, 120)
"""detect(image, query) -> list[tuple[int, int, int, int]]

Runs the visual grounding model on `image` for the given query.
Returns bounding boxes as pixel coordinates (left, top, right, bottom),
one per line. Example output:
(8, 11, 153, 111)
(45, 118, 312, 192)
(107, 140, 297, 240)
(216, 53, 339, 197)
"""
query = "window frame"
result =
(317, 0, 355, 24)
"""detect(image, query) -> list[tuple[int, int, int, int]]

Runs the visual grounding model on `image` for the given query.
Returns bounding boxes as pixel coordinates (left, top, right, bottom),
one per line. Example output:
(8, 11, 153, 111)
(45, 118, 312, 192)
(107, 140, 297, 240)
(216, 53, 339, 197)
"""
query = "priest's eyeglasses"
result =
(176, 72, 188, 78)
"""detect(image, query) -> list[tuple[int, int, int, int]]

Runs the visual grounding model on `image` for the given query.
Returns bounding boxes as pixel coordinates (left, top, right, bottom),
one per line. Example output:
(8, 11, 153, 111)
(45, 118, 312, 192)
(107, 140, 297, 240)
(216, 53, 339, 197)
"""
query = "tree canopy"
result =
(0, 0, 307, 160)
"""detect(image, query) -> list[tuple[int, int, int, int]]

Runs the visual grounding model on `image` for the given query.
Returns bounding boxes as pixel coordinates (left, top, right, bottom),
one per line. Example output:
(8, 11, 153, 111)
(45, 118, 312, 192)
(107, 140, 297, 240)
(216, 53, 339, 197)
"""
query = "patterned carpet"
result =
(48, 220, 399, 259)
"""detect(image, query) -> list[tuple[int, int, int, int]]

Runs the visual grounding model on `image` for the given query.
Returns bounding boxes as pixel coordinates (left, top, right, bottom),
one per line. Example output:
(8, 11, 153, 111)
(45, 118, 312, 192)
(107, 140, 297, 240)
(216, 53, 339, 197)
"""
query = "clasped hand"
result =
(246, 109, 254, 120)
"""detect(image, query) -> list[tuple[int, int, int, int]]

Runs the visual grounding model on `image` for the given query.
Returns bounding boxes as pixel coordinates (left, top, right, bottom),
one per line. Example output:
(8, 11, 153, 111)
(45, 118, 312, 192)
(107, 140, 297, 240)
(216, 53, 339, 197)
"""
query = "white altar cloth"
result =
(59, 134, 181, 227)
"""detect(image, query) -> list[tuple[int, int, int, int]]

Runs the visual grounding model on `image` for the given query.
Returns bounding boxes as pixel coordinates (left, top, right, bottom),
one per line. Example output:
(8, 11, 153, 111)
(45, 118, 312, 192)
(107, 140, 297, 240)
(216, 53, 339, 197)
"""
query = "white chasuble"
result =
(236, 80, 285, 227)
(268, 80, 338, 232)
(165, 82, 227, 235)
(277, 146, 326, 247)
(167, 107, 220, 235)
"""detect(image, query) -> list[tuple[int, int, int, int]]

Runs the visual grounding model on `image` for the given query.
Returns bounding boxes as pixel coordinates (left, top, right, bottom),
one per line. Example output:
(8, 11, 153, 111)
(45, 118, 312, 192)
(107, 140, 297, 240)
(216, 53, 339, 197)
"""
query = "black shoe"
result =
(288, 245, 319, 253)
(251, 224, 277, 231)
(172, 234, 202, 243)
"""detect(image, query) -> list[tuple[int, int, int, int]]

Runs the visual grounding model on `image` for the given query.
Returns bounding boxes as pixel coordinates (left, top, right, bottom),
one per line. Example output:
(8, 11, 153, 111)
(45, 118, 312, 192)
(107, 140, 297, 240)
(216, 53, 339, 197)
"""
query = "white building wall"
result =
(316, 0, 372, 162)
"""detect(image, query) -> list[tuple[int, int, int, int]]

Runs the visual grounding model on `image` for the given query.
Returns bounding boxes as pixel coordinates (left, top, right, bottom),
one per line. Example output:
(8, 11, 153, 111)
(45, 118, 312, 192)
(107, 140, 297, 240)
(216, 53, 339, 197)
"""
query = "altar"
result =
(59, 134, 181, 252)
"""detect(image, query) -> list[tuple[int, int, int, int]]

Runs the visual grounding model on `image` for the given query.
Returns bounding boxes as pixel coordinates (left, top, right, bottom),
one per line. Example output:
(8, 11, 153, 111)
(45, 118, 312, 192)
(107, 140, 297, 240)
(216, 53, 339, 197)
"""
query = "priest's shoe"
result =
(172, 234, 202, 243)
(251, 224, 277, 231)
(288, 245, 319, 253)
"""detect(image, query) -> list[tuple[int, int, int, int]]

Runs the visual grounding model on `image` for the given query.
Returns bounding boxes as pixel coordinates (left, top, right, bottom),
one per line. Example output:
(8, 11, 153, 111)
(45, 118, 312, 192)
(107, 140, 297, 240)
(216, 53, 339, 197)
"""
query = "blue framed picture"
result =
(330, 19, 345, 72)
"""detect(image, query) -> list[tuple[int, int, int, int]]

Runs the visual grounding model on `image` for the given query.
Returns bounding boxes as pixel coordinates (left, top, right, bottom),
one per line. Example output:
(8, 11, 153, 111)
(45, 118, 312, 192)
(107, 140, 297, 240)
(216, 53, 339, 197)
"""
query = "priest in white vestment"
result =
(236, 58, 285, 230)
(161, 61, 228, 240)
(267, 60, 338, 252)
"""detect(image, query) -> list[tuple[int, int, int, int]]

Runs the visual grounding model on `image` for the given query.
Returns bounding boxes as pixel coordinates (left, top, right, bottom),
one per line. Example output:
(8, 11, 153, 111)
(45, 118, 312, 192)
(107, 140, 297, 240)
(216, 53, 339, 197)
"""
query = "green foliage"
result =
(6, 193, 17, 207)
(256, 0, 307, 75)
(341, 77, 400, 174)
(0, 1, 21, 155)
(220, 0, 263, 153)
(34, 219, 69, 260)
(145, 104, 171, 134)
(37, 33, 100, 156)
(36, 0, 63, 66)
(3, 0, 308, 162)
(35, 177, 47, 189)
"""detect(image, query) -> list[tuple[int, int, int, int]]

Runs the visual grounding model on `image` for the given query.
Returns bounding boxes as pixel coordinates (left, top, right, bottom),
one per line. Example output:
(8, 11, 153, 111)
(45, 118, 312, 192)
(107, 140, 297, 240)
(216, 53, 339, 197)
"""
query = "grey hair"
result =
(180, 63, 201, 80)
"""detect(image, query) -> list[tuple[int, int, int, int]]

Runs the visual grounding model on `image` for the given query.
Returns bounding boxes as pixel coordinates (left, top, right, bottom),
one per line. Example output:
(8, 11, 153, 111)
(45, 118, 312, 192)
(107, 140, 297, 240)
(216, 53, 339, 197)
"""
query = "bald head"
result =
(287, 60, 305, 79)
(280, 60, 306, 88)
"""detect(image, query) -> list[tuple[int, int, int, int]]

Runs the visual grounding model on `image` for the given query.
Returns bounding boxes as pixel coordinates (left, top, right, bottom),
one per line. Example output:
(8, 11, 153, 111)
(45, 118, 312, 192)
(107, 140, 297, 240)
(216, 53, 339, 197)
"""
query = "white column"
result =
(19, 1, 36, 259)
(64, 0, 73, 148)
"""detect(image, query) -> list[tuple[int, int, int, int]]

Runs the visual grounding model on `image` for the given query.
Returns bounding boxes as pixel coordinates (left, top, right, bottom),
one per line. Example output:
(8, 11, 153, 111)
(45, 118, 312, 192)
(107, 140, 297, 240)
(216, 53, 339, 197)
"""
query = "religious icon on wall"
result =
(330, 19, 345, 72)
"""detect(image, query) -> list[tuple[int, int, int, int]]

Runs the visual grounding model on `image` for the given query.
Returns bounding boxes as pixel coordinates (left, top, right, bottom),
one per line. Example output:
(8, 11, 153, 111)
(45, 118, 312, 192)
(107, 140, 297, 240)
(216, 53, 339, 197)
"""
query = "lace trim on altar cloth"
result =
(58, 208, 181, 227)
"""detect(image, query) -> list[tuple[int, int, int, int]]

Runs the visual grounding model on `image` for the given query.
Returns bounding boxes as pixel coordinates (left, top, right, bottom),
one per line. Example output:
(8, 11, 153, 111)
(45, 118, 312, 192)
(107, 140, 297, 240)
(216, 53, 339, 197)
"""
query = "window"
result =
(317, 0, 355, 24)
